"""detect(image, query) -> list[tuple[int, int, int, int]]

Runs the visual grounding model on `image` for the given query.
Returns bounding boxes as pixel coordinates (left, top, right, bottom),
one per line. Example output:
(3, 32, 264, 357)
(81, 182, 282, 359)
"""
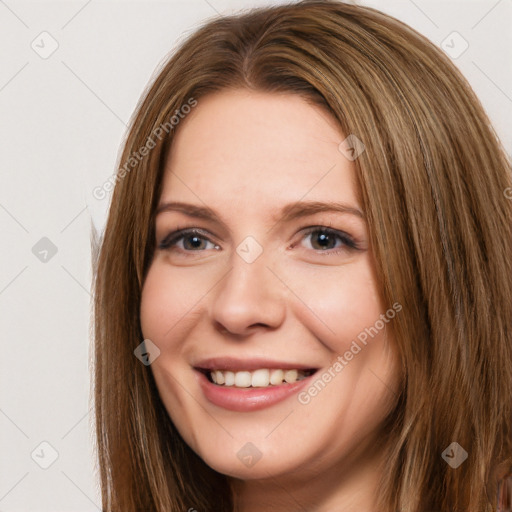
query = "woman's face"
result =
(140, 89, 401, 482)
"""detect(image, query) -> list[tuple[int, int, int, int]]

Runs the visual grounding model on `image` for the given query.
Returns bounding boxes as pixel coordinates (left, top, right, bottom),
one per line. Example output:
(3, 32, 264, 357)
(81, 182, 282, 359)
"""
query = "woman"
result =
(92, 1, 512, 510)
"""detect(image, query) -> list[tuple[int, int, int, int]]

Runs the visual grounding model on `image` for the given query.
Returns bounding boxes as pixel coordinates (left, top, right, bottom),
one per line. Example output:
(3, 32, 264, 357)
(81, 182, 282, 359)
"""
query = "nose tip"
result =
(209, 257, 286, 337)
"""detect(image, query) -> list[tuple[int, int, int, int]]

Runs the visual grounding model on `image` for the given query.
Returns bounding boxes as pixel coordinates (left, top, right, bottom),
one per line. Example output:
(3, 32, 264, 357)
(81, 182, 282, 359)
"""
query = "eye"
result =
(299, 226, 359, 254)
(158, 228, 219, 253)
(158, 225, 360, 256)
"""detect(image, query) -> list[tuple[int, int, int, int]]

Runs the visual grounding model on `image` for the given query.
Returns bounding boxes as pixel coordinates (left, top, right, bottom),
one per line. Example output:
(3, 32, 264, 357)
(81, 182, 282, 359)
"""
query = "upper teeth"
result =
(209, 368, 311, 387)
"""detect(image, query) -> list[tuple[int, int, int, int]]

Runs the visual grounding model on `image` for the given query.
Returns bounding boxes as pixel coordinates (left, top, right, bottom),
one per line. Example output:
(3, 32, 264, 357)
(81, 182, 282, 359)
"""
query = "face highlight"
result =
(139, 89, 401, 495)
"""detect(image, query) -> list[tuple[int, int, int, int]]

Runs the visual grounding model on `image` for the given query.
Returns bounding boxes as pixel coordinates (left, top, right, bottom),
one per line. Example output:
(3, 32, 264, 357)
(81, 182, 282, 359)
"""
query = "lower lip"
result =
(195, 369, 317, 412)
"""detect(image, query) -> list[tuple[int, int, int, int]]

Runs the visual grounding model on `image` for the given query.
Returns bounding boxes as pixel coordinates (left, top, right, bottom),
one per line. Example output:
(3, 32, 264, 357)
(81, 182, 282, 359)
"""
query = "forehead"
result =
(161, 89, 360, 210)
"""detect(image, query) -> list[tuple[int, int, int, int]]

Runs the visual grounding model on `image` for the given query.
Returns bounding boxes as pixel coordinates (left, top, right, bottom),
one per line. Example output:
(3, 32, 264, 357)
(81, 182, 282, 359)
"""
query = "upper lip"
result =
(193, 356, 319, 372)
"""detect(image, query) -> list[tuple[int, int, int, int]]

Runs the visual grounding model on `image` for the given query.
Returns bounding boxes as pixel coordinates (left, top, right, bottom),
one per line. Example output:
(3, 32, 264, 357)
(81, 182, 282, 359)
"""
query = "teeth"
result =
(235, 371, 252, 388)
(224, 371, 235, 386)
(269, 369, 284, 385)
(284, 369, 298, 383)
(252, 369, 270, 387)
(208, 368, 312, 387)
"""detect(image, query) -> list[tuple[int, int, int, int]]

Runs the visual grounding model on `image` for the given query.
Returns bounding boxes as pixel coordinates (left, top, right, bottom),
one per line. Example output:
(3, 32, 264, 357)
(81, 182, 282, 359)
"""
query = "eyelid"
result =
(158, 227, 216, 249)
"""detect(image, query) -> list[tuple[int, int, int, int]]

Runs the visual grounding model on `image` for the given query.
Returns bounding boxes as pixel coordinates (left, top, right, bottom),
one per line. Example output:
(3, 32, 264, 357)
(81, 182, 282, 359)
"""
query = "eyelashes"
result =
(300, 225, 359, 252)
(158, 225, 361, 256)
(159, 228, 219, 252)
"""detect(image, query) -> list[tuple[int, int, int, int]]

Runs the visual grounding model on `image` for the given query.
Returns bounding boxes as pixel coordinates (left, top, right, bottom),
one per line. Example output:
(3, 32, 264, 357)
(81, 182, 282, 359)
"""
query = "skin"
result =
(139, 89, 402, 512)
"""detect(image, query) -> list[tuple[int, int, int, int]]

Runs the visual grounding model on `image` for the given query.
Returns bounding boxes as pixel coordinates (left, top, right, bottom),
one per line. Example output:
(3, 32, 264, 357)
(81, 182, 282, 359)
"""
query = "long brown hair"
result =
(92, 1, 512, 510)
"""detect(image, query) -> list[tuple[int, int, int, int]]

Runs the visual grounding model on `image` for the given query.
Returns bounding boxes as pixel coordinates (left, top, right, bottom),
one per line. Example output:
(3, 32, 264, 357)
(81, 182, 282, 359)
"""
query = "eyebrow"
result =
(156, 200, 365, 227)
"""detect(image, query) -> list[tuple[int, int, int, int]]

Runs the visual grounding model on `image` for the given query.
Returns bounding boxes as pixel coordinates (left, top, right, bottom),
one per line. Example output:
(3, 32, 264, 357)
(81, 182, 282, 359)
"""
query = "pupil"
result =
(315, 232, 333, 250)
(185, 236, 204, 250)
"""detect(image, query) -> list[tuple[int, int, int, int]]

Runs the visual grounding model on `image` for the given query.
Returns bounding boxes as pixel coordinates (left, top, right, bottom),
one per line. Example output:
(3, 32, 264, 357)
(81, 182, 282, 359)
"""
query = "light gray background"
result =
(0, 1, 510, 510)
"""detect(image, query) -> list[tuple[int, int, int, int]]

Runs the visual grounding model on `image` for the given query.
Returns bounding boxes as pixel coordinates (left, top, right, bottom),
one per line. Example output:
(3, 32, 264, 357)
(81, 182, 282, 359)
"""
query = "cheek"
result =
(141, 254, 386, 357)
(284, 258, 384, 352)
(140, 265, 182, 353)
(139, 262, 203, 343)
(139, 264, 195, 410)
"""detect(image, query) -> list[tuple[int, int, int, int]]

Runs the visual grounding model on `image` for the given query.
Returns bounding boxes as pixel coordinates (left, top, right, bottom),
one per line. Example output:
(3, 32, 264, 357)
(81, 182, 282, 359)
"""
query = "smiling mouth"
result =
(197, 368, 318, 388)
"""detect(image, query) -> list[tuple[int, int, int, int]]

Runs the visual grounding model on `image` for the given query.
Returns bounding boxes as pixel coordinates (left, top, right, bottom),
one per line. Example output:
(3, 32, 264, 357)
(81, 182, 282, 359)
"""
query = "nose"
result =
(209, 249, 286, 337)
